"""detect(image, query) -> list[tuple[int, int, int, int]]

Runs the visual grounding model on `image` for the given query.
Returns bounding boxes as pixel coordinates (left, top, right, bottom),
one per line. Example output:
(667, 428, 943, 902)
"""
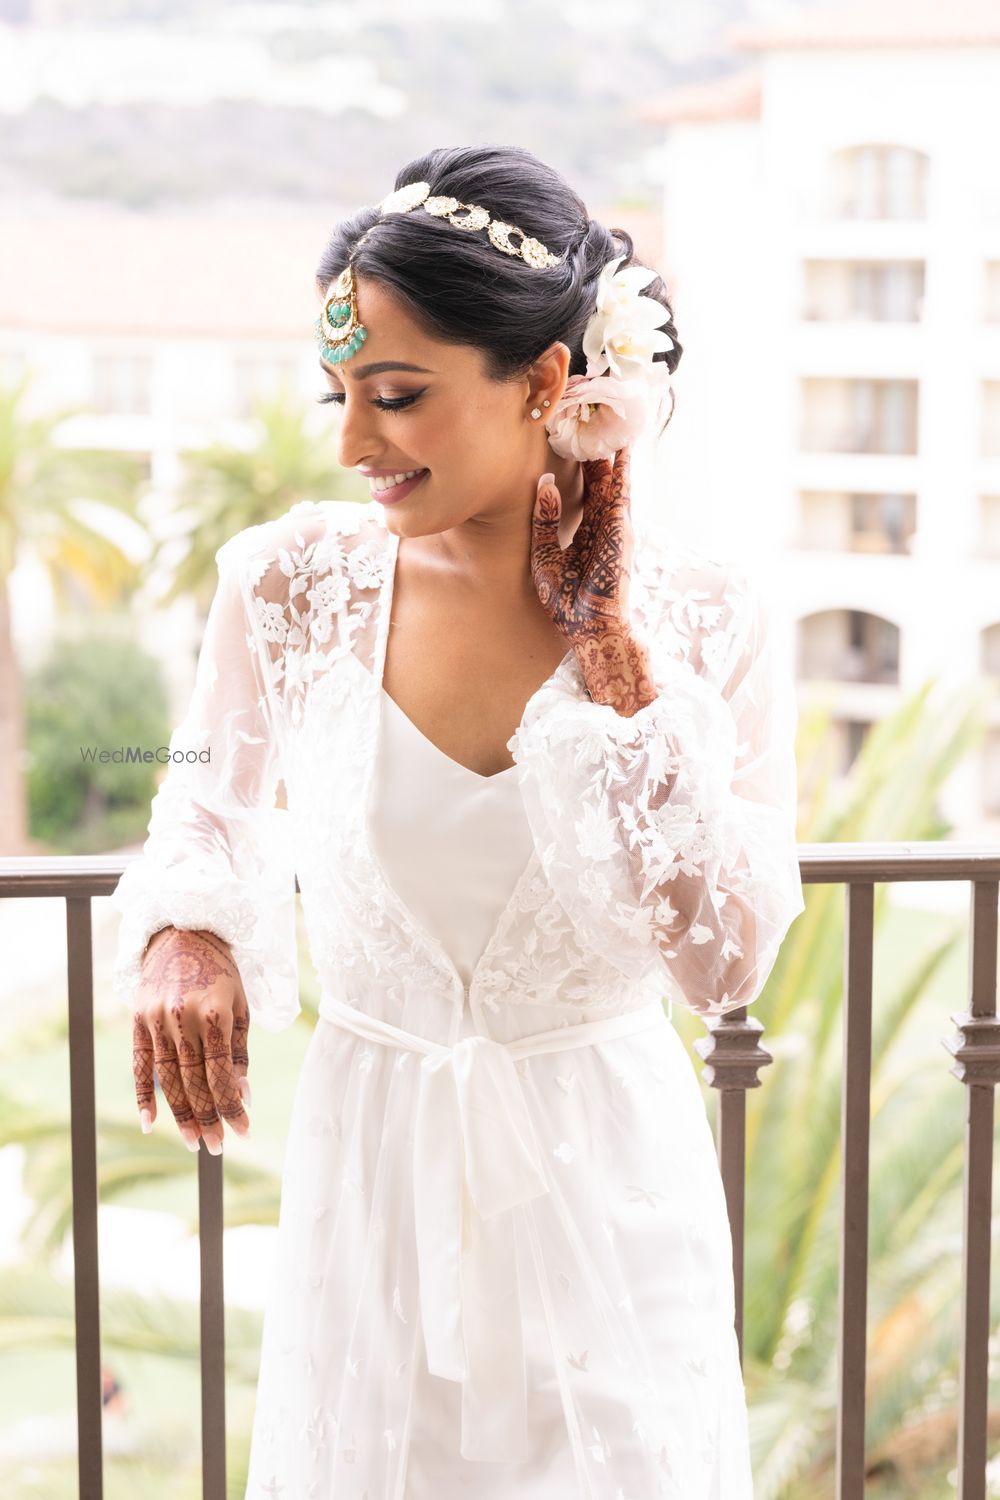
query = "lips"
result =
(370, 470, 429, 505)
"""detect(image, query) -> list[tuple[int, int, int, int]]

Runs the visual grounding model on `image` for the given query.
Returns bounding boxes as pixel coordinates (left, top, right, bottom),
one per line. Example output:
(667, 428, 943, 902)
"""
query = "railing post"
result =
(693, 1008, 773, 1363)
(199, 1146, 227, 1499)
(66, 895, 104, 1500)
(941, 878, 1000, 1500)
(838, 879, 874, 1500)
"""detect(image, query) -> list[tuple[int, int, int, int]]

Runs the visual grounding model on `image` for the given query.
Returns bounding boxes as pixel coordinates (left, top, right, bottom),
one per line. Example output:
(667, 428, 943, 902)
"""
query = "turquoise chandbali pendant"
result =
(315, 263, 368, 364)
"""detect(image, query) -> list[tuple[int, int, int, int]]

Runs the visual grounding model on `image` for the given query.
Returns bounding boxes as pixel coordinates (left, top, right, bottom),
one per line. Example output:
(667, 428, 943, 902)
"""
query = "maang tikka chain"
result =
(315, 180, 566, 367)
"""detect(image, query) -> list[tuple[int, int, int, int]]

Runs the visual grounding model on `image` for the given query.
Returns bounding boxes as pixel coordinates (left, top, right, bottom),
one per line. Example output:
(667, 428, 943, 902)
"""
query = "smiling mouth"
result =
(368, 469, 429, 495)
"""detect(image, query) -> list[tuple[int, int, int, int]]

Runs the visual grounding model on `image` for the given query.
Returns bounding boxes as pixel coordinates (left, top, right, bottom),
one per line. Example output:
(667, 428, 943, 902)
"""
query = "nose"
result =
(332, 391, 380, 474)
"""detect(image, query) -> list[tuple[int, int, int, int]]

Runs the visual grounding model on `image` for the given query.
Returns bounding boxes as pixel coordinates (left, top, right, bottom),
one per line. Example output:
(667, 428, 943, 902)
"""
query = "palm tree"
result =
(671, 673, 999, 1497)
(158, 383, 359, 616)
(0, 371, 146, 856)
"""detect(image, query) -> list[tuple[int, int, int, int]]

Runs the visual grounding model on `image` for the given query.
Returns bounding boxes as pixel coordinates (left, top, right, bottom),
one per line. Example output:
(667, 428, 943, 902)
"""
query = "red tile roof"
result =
(0, 211, 335, 338)
(639, 69, 762, 125)
(728, 0, 1000, 50)
(0, 204, 665, 339)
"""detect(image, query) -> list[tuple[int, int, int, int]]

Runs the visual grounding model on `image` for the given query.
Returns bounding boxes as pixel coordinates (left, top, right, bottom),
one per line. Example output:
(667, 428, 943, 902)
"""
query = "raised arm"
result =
(510, 538, 805, 1021)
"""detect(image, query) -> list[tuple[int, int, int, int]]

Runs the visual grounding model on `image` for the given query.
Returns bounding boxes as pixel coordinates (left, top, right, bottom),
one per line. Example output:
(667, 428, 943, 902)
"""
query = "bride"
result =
(113, 142, 804, 1499)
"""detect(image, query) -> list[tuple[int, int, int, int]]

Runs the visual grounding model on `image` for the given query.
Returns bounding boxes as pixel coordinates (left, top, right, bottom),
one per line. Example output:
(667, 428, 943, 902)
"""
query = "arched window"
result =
(799, 608, 900, 685)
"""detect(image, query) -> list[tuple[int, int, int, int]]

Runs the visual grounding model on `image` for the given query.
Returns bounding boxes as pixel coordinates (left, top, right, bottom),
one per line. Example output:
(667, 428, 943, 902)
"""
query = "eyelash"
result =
(316, 392, 420, 413)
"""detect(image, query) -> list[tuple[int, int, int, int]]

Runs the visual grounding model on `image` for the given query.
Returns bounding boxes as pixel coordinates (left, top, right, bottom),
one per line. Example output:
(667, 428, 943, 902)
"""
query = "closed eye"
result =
(316, 392, 421, 413)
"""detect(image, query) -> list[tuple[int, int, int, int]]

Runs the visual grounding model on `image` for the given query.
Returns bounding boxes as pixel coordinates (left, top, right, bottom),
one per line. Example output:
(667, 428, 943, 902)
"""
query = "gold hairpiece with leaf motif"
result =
(315, 180, 565, 365)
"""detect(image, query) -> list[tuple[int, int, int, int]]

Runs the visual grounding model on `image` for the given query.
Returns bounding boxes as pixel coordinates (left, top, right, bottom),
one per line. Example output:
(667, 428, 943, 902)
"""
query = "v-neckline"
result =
(379, 685, 521, 784)
(360, 516, 576, 1011)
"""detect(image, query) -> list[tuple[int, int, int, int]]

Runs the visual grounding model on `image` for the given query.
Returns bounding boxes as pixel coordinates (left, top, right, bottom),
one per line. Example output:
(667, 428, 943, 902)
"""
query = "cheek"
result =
(448, 394, 519, 460)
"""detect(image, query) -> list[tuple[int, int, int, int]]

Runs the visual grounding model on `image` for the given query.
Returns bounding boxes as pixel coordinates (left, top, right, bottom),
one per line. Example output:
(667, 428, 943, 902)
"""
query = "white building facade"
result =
(641, 0, 1000, 835)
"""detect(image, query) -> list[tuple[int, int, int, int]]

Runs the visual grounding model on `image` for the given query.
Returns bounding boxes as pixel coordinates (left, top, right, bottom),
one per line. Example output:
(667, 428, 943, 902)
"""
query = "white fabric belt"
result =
(318, 992, 669, 1464)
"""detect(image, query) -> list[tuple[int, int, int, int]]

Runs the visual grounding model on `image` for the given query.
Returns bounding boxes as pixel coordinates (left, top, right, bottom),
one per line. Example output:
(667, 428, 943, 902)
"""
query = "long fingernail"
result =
(180, 1128, 200, 1152)
(140, 1109, 152, 1134)
(238, 1076, 252, 1108)
(205, 1139, 223, 1157)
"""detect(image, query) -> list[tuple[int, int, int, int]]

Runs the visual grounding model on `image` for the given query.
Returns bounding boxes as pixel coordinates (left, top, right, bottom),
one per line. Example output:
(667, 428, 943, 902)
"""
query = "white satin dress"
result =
(368, 684, 569, 1494)
(246, 679, 753, 1497)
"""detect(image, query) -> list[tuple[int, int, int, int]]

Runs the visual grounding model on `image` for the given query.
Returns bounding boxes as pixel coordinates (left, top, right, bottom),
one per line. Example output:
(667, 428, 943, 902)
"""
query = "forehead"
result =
(316, 274, 483, 380)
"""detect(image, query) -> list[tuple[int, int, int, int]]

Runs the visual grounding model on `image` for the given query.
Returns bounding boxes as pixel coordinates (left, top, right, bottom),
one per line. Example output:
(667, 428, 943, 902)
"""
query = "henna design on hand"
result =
(203, 1007, 248, 1123)
(133, 927, 249, 1143)
(132, 1013, 155, 1112)
(176, 1027, 220, 1129)
(230, 1000, 250, 1071)
(572, 629, 659, 717)
(530, 445, 659, 716)
(530, 445, 633, 641)
(142, 931, 233, 1000)
(151, 1015, 195, 1127)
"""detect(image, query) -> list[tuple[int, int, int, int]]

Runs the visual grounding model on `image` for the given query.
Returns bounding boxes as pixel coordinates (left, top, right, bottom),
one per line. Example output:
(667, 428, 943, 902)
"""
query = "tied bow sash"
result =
(319, 992, 669, 1464)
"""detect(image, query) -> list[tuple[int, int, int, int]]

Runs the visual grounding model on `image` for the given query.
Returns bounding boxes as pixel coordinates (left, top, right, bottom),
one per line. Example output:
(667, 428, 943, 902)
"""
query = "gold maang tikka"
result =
(315, 264, 367, 366)
(315, 180, 566, 367)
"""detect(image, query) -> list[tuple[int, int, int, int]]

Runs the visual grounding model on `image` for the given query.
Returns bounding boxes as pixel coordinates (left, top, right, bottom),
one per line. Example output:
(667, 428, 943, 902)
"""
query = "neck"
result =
(414, 459, 586, 598)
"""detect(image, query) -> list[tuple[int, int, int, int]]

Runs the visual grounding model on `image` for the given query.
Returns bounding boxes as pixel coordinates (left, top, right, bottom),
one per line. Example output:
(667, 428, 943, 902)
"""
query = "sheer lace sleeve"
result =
(508, 536, 805, 1021)
(110, 528, 300, 1033)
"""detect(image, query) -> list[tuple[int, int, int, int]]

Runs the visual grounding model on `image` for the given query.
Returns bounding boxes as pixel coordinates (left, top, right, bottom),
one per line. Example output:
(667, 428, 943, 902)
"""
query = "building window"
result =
(799, 609, 900, 685)
(984, 263, 1000, 323)
(800, 490, 916, 554)
(832, 144, 929, 221)
(983, 382, 1000, 460)
(801, 377, 919, 456)
(803, 260, 925, 323)
(980, 623, 1000, 680)
(850, 492, 913, 554)
(92, 353, 153, 415)
(980, 496, 1000, 557)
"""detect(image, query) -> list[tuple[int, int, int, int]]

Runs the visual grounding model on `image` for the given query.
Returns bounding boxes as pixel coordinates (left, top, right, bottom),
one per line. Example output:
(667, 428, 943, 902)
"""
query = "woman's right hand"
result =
(131, 927, 251, 1154)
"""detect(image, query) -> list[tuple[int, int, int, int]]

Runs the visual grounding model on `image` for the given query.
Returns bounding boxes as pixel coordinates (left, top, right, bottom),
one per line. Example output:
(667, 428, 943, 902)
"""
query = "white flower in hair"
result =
(584, 255, 675, 380)
(545, 253, 676, 463)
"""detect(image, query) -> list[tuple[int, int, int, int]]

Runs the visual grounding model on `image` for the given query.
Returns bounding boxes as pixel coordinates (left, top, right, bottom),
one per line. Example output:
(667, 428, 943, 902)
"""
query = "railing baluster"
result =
(66, 895, 104, 1500)
(943, 877, 1000, 1500)
(199, 1147, 227, 1499)
(693, 1007, 773, 1364)
(838, 879, 874, 1500)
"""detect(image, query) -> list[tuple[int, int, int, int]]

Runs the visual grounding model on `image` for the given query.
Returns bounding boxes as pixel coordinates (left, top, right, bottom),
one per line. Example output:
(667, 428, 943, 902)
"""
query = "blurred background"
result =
(2, 0, 1000, 1495)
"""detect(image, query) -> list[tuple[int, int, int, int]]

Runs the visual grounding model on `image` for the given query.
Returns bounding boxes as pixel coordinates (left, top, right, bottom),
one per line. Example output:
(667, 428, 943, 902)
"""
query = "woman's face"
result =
(316, 273, 577, 538)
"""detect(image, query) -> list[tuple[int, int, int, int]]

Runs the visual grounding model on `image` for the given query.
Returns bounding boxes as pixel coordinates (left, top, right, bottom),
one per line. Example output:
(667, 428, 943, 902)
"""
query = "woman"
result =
(112, 144, 805, 1499)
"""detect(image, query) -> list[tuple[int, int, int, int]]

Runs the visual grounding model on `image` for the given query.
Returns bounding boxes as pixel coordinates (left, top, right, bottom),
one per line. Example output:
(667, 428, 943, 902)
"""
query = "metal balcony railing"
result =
(0, 844, 997, 1500)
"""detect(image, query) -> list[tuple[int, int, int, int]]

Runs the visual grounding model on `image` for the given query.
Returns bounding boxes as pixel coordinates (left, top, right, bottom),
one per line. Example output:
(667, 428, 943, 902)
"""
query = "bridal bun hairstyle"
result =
(314, 143, 683, 439)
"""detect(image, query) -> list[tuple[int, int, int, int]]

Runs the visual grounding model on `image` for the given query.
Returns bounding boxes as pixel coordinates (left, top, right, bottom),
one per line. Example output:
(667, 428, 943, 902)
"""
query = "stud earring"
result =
(531, 407, 542, 419)
(542, 399, 551, 407)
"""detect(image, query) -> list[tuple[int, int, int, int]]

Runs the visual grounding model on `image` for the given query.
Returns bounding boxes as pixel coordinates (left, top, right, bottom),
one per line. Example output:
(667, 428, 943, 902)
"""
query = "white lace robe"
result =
(111, 498, 805, 1499)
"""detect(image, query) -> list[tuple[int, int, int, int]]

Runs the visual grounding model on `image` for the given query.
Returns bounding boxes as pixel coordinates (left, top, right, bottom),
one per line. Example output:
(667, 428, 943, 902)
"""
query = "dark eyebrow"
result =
(318, 358, 435, 380)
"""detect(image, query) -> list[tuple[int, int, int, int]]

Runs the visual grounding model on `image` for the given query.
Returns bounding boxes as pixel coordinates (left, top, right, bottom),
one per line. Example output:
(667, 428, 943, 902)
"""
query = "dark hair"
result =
(314, 144, 682, 439)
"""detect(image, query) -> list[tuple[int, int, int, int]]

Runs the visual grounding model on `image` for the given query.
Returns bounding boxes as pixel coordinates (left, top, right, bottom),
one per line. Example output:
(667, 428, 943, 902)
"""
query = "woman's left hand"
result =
(530, 445, 657, 715)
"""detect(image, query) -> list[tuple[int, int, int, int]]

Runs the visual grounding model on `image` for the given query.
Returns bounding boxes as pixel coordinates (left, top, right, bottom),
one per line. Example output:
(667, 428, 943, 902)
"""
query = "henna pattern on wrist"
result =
(575, 630, 660, 717)
(530, 447, 663, 718)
